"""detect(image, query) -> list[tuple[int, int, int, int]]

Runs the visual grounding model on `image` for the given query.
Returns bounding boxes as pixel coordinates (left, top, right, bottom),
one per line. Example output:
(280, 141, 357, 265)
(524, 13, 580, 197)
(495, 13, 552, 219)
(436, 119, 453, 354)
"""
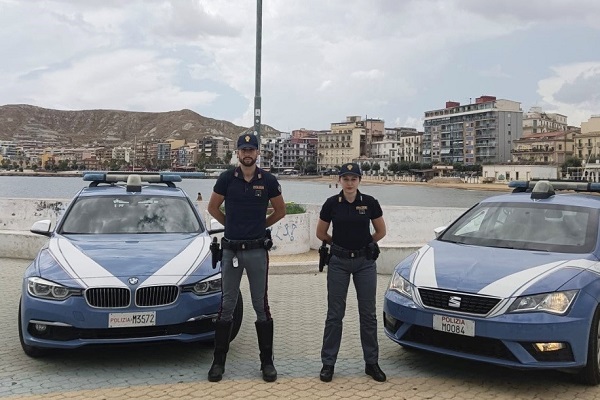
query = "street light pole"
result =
(254, 0, 262, 149)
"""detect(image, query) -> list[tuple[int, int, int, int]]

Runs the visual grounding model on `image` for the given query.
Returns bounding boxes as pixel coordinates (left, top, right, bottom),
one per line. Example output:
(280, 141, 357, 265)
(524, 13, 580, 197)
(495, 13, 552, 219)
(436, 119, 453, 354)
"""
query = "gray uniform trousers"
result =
(219, 247, 271, 322)
(321, 254, 379, 365)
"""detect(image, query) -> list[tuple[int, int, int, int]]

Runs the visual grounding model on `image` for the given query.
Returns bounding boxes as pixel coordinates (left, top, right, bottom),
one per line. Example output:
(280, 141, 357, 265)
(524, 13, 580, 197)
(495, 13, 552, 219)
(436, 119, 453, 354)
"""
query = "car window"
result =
(439, 201, 598, 253)
(59, 195, 202, 234)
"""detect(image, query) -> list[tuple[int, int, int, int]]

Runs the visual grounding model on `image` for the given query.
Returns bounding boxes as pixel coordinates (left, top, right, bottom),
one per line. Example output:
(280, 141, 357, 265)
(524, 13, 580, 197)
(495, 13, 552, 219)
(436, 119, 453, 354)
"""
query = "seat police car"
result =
(19, 172, 242, 357)
(384, 180, 600, 385)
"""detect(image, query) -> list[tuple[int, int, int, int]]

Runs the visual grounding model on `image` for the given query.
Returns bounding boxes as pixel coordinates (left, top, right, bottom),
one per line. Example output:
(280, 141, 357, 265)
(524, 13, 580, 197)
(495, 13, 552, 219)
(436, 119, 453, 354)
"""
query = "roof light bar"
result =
(509, 180, 600, 193)
(82, 172, 183, 183)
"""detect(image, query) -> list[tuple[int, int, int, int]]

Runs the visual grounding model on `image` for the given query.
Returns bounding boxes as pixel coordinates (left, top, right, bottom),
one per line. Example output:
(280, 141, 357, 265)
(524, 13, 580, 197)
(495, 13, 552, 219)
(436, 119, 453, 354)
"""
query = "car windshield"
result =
(438, 201, 599, 253)
(59, 195, 202, 234)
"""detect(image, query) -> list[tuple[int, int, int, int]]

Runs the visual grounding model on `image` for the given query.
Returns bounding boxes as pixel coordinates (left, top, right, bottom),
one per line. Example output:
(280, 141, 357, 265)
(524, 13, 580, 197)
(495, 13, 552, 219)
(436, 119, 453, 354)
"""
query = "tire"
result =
(577, 305, 600, 385)
(229, 291, 243, 342)
(18, 300, 48, 358)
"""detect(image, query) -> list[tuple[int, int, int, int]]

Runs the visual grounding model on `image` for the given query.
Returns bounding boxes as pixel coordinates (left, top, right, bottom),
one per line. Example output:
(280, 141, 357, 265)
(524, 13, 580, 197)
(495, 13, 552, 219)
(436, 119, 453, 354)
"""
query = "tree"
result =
(371, 162, 381, 175)
(295, 157, 305, 174)
(388, 162, 398, 174)
(562, 156, 582, 173)
(361, 162, 371, 174)
(305, 160, 317, 174)
(223, 150, 233, 164)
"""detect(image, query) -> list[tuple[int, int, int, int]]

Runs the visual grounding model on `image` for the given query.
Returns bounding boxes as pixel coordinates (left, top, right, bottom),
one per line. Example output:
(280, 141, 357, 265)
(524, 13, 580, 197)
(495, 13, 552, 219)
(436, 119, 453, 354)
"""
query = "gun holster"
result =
(210, 236, 223, 269)
(366, 242, 380, 261)
(264, 228, 273, 250)
(318, 241, 331, 272)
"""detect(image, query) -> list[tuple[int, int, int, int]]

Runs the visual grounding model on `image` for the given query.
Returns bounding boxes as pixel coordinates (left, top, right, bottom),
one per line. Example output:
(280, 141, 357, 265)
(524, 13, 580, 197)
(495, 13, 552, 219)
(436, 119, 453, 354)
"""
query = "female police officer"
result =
(206, 133, 286, 382)
(316, 162, 387, 382)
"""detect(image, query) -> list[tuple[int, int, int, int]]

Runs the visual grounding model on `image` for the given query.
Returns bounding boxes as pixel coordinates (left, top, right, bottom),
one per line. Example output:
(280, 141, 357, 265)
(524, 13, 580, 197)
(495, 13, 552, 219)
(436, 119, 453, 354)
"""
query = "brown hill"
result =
(0, 104, 279, 147)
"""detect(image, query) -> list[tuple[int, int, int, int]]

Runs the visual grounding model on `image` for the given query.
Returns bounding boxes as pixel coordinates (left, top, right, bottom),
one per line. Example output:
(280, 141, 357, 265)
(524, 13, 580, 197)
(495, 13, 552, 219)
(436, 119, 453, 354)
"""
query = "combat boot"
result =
(207, 320, 233, 382)
(255, 319, 277, 382)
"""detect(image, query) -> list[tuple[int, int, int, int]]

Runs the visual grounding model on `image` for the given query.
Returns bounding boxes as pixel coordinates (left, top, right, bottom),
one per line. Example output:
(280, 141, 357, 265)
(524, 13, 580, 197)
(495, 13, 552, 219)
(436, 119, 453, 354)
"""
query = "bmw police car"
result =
(19, 172, 242, 357)
(384, 180, 600, 385)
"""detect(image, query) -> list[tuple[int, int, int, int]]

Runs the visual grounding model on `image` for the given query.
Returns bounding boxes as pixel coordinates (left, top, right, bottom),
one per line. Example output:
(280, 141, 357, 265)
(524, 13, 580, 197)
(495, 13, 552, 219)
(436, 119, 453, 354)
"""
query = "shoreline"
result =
(0, 170, 513, 192)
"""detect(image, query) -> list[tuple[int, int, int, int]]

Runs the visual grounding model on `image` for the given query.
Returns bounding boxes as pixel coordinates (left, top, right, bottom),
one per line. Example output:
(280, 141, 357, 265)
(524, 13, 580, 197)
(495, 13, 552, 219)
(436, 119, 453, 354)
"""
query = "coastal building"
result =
(575, 116, 600, 161)
(510, 130, 575, 165)
(261, 130, 317, 172)
(522, 107, 568, 136)
(423, 95, 523, 165)
(197, 135, 233, 162)
(317, 116, 384, 171)
(482, 164, 558, 181)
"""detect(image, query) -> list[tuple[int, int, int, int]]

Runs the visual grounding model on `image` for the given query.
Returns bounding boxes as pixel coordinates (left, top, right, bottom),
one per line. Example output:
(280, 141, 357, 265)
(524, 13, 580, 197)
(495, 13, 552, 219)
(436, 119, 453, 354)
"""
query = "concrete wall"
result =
(0, 198, 468, 274)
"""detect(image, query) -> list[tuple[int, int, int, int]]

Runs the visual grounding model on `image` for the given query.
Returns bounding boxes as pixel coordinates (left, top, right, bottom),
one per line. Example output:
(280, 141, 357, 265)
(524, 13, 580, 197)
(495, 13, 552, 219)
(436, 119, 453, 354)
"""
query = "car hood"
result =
(409, 240, 600, 298)
(41, 233, 212, 288)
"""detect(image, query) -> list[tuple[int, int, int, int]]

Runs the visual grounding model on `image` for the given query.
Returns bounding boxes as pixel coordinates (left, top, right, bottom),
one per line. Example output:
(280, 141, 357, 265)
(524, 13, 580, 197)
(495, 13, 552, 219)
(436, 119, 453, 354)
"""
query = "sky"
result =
(1, 0, 600, 133)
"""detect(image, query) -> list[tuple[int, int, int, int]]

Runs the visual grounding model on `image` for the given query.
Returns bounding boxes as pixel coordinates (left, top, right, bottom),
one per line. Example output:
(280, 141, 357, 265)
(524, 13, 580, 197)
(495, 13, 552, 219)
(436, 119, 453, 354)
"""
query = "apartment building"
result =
(522, 107, 568, 136)
(261, 131, 317, 171)
(511, 130, 575, 164)
(317, 116, 384, 170)
(198, 135, 233, 161)
(423, 96, 523, 164)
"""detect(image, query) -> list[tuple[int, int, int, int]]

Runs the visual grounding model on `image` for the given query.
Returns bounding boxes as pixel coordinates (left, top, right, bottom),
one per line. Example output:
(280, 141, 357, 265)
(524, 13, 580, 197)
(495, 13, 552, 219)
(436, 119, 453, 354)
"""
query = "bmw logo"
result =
(128, 277, 139, 285)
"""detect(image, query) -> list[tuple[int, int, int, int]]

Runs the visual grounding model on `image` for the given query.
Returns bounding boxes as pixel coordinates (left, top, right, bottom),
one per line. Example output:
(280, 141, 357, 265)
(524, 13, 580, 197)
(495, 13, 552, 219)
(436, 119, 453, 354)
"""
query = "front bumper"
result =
(20, 291, 221, 349)
(383, 289, 595, 370)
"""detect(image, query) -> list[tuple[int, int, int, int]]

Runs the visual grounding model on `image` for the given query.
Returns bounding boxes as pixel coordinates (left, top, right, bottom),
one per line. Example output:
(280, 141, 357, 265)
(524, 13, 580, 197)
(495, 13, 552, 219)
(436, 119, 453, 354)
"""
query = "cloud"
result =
(478, 65, 510, 79)
(537, 62, 600, 126)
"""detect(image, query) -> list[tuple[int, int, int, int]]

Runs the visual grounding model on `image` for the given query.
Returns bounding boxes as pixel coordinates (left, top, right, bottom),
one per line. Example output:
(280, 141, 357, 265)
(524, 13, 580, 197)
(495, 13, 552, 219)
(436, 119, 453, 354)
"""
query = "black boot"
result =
(208, 320, 233, 382)
(255, 319, 277, 382)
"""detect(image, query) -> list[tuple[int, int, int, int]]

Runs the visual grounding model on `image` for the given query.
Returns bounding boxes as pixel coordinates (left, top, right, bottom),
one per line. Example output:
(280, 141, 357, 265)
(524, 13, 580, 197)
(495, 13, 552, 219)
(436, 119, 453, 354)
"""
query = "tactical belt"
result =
(221, 237, 265, 251)
(330, 246, 367, 259)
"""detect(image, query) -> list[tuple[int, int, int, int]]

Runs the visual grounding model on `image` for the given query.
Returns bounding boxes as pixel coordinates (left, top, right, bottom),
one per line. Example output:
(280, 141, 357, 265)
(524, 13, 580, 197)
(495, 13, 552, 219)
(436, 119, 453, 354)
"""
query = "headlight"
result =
(388, 271, 413, 299)
(507, 290, 578, 315)
(182, 274, 222, 296)
(27, 277, 81, 300)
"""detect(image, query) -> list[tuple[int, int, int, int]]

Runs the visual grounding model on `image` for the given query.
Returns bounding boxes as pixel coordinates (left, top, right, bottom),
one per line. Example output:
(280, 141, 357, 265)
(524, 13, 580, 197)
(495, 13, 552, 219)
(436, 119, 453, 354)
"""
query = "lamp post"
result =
(254, 0, 262, 147)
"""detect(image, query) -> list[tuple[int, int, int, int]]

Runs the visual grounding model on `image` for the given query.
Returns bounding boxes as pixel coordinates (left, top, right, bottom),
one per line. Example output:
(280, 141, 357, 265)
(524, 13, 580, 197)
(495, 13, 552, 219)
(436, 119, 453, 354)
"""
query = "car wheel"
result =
(18, 300, 48, 358)
(577, 305, 600, 385)
(229, 291, 244, 342)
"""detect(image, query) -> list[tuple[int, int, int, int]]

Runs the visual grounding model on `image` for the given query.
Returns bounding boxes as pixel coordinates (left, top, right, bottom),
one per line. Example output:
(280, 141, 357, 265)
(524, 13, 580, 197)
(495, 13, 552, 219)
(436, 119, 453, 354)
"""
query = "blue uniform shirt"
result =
(213, 167, 282, 240)
(319, 190, 383, 250)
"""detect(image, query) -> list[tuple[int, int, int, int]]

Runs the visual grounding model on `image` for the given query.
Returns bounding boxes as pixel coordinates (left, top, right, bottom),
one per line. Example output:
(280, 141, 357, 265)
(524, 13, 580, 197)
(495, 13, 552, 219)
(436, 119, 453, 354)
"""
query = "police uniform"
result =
(213, 165, 281, 322)
(207, 133, 283, 384)
(320, 189, 382, 363)
(318, 162, 386, 382)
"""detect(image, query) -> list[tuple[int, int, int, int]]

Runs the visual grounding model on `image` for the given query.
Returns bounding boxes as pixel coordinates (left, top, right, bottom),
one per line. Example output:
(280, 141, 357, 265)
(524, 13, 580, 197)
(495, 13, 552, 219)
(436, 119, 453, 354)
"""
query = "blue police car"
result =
(19, 172, 242, 357)
(384, 180, 600, 385)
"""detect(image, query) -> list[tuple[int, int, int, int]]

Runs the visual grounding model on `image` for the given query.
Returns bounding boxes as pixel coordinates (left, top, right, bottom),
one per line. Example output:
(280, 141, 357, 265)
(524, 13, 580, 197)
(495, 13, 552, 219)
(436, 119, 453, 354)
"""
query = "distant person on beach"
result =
(206, 133, 286, 383)
(315, 162, 387, 383)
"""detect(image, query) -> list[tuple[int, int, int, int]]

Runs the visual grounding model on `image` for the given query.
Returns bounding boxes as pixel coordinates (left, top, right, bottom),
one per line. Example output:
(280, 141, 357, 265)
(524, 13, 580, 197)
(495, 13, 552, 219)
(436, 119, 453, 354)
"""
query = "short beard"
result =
(239, 156, 256, 167)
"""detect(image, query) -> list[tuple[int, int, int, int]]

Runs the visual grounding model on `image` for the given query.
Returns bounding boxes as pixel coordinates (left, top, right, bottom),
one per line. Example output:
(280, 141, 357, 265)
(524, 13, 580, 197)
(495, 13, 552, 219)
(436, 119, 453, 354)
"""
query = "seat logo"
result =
(448, 296, 461, 308)
(128, 277, 139, 285)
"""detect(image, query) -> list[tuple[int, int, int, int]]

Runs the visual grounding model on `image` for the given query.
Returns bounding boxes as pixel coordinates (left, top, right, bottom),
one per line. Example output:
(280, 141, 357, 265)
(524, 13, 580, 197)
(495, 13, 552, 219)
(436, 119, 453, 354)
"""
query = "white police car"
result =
(19, 172, 242, 357)
(384, 180, 600, 385)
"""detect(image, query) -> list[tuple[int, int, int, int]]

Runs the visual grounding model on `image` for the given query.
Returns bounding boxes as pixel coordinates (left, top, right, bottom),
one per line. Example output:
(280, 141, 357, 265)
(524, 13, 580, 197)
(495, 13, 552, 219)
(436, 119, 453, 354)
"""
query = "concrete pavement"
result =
(2, 257, 600, 400)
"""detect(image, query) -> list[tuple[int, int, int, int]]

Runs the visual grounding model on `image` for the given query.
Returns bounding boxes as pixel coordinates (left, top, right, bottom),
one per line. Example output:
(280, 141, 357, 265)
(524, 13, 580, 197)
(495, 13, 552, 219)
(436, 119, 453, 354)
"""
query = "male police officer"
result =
(206, 133, 286, 382)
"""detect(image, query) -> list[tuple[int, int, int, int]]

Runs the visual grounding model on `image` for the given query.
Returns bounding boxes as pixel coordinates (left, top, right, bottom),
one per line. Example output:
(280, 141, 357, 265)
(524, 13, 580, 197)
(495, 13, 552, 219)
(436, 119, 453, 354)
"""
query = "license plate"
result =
(432, 314, 475, 337)
(108, 312, 156, 328)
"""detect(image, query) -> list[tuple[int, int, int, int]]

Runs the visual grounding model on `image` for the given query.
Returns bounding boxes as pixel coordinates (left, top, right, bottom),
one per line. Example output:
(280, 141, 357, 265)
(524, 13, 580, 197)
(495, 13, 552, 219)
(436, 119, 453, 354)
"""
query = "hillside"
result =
(0, 104, 279, 147)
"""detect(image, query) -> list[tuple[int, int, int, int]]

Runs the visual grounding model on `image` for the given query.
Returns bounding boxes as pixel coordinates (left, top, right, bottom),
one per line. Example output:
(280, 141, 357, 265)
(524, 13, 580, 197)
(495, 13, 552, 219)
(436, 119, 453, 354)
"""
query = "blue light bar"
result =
(83, 173, 106, 182)
(509, 180, 600, 193)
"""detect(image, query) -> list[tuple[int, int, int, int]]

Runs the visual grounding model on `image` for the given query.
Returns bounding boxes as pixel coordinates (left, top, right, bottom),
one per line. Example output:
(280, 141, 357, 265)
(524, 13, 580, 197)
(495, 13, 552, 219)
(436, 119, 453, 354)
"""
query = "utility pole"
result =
(254, 0, 262, 148)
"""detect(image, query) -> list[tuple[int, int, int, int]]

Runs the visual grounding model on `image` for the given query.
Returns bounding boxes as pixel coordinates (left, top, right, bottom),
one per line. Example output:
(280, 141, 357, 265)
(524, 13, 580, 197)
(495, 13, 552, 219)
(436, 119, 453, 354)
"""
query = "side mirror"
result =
(31, 220, 52, 237)
(433, 226, 447, 238)
(207, 218, 225, 235)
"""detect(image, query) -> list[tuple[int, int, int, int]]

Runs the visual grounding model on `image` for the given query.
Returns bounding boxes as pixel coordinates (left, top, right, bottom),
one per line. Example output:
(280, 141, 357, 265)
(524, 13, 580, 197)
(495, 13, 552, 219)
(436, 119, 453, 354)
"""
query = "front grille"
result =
(86, 288, 130, 308)
(136, 286, 179, 307)
(419, 288, 500, 315)
(85, 286, 179, 308)
(402, 325, 517, 361)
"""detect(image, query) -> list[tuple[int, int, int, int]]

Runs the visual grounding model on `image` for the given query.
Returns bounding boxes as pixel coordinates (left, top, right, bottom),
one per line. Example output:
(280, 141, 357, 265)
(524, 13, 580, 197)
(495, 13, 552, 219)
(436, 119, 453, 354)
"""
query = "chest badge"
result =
(356, 205, 367, 215)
